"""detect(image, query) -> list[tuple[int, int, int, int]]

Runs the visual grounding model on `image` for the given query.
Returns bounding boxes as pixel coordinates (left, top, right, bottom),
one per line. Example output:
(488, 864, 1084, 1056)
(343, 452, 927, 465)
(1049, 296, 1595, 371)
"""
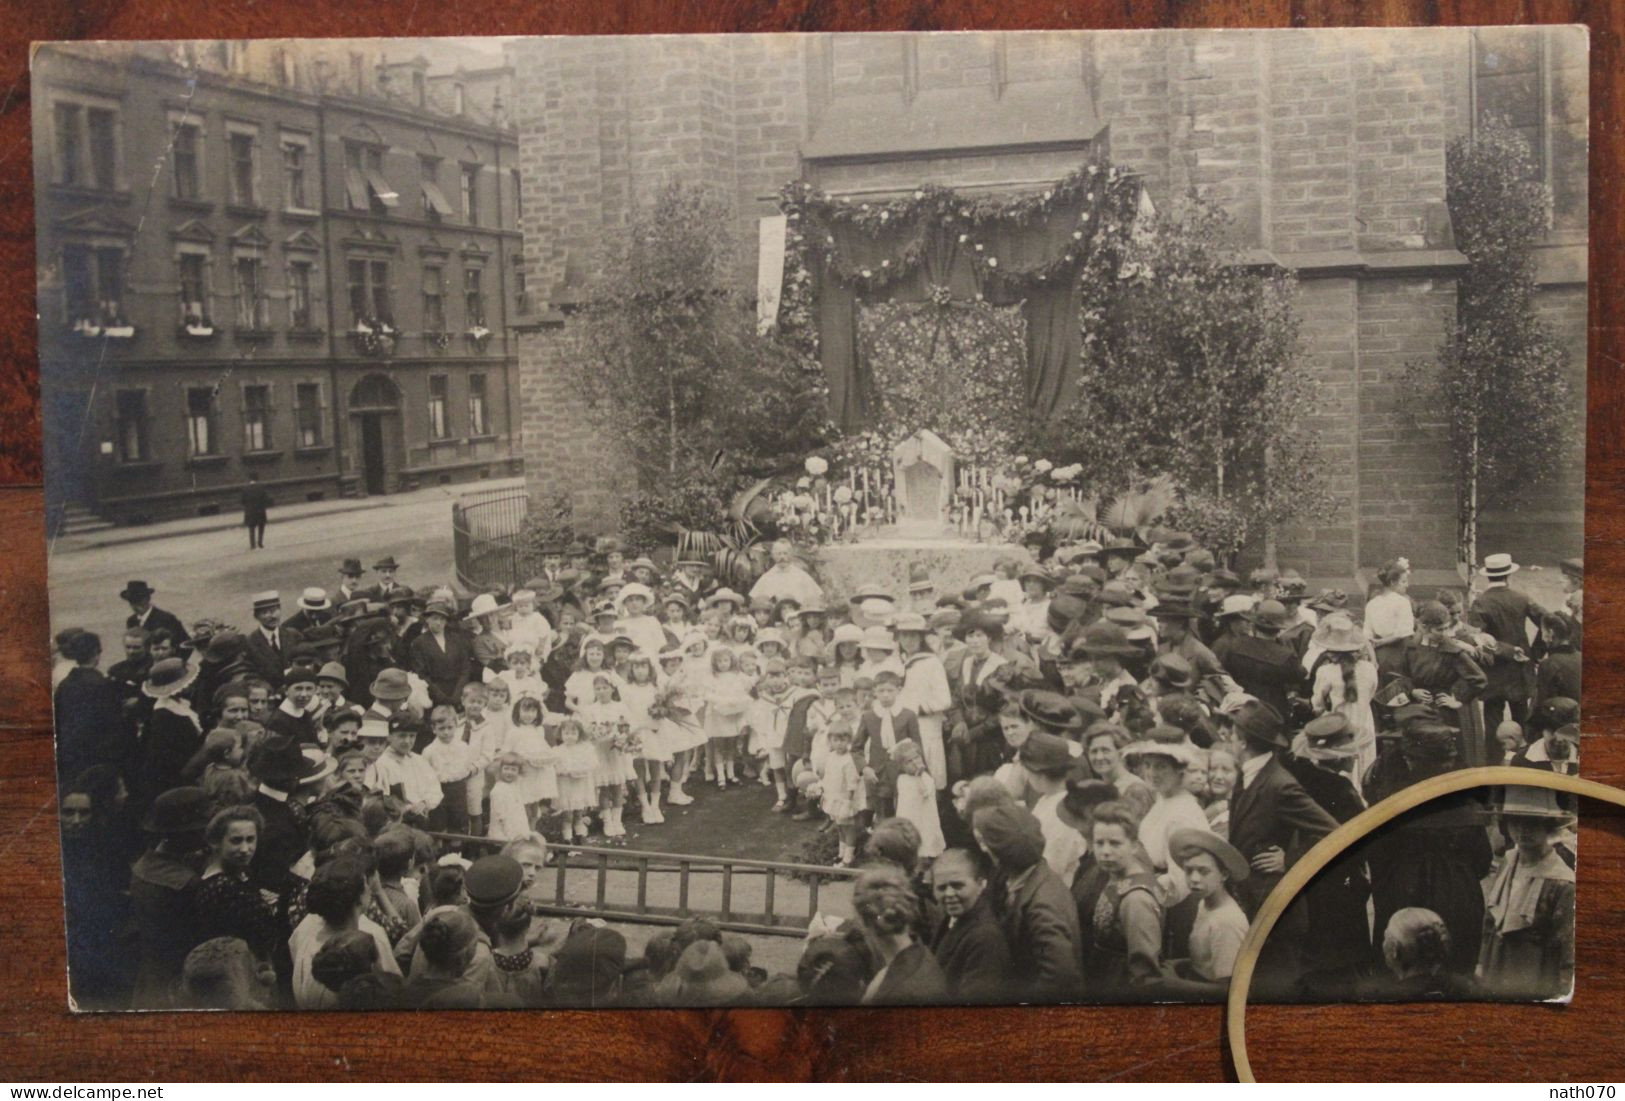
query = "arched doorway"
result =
(348, 373, 403, 495)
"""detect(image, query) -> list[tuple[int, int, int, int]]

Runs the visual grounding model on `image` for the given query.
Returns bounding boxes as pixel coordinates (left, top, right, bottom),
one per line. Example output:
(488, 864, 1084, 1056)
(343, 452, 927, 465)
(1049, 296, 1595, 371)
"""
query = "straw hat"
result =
(141, 658, 198, 700)
(1168, 828, 1250, 882)
(859, 625, 897, 652)
(1315, 613, 1366, 653)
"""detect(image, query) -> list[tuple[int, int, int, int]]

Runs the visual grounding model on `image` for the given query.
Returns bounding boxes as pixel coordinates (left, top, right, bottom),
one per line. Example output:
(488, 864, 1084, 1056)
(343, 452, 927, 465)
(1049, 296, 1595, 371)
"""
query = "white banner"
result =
(757, 213, 788, 335)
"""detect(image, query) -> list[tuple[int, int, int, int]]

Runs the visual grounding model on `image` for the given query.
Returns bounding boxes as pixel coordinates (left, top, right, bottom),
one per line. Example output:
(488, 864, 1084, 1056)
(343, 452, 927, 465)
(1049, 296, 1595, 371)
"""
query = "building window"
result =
(421, 157, 453, 221)
(186, 387, 219, 456)
(172, 120, 202, 200)
(344, 143, 397, 213)
(281, 138, 309, 209)
(413, 71, 426, 107)
(462, 266, 485, 328)
(1472, 26, 1587, 233)
(115, 390, 149, 462)
(347, 258, 392, 326)
(468, 373, 488, 436)
(228, 130, 259, 206)
(53, 102, 119, 190)
(428, 375, 450, 439)
(62, 244, 124, 328)
(54, 103, 83, 186)
(460, 164, 479, 224)
(178, 252, 210, 326)
(288, 261, 314, 329)
(514, 263, 528, 313)
(242, 384, 273, 451)
(234, 256, 267, 329)
(295, 382, 323, 447)
(350, 52, 365, 94)
(423, 265, 446, 332)
(453, 83, 466, 115)
(511, 168, 522, 225)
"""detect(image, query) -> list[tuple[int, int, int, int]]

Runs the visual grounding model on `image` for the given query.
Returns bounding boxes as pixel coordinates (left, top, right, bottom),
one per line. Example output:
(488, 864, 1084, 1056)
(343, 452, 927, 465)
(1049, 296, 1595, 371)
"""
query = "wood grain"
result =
(2, 0, 1621, 1081)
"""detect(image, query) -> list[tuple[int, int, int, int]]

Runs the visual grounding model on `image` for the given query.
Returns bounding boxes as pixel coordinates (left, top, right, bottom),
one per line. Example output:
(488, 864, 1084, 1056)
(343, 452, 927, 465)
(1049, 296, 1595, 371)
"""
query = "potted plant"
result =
(465, 320, 491, 352)
(181, 302, 214, 338)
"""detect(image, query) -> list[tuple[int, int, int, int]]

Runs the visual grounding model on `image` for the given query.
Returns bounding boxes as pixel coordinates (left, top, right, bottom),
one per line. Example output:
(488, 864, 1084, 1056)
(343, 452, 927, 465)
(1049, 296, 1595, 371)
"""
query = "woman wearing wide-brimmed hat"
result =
(1307, 612, 1380, 785)
(1478, 786, 1576, 999)
(1121, 733, 1209, 902)
(129, 786, 213, 1006)
(1389, 599, 1490, 767)
(131, 658, 203, 816)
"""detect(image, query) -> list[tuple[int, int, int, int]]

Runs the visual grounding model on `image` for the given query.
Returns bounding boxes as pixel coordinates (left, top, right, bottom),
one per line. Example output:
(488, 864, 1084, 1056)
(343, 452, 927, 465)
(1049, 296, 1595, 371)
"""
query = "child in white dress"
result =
(565, 638, 622, 715)
(620, 653, 667, 825)
(657, 647, 704, 806)
(486, 752, 533, 843)
(817, 727, 864, 866)
(703, 647, 752, 788)
(579, 674, 633, 838)
(503, 695, 557, 828)
(552, 719, 598, 842)
(892, 739, 946, 860)
(497, 645, 548, 707)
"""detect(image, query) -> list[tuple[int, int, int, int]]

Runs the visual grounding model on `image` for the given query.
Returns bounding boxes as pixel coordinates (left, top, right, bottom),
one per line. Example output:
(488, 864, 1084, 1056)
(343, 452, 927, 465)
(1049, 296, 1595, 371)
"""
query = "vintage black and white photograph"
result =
(35, 26, 1587, 1012)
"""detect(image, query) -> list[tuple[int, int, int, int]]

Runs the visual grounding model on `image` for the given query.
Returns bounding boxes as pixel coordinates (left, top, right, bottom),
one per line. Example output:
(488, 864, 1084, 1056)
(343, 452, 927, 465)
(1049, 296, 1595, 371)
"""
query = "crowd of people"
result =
(52, 530, 1583, 1008)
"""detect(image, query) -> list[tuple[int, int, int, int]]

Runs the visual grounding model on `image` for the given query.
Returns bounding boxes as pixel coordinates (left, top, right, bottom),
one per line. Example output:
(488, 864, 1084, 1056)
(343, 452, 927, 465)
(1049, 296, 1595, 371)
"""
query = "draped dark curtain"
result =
(812, 196, 1086, 430)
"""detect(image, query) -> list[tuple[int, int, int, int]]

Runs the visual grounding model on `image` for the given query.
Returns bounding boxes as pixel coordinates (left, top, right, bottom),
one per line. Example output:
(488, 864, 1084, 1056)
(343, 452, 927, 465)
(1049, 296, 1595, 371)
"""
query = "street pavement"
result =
(46, 481, 514, 649)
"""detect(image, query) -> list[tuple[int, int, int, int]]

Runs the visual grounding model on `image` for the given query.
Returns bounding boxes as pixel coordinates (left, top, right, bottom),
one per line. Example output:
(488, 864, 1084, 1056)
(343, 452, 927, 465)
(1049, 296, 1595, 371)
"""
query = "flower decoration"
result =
(805, 455, 829, 476)
(1034, 460, 1053, 473)
(835, 485, 853, 504)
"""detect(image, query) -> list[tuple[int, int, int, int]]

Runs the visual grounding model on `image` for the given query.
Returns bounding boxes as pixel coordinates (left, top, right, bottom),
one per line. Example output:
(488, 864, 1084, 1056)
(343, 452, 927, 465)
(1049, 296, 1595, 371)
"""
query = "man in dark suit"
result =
(366, 556, 407, 602)
(929, 847, 1014, 1004)
(1467, 553, 1546, 732)
(1218, 600, 1306, 724)
(334, 558, 369, 606)
(241, 473, 272, 550)
(283, 588, 334, 635)
(242, 591, 302, 690)
(407, 599, 473, 708)
(121, 580, 190, 658)
(975, 802, 1083, 1003)
(1226, 699, 1339, 992)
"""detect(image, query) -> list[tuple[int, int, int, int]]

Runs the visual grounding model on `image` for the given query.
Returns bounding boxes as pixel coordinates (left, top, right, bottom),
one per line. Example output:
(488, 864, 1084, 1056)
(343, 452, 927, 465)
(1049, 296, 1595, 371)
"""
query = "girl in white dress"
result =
(891, 740, 945, 859)
(1124, 740, 1210, 904)
(497, 645, 547, 706)
(552, 718, 598, 841)
(621, 653, 667, 824)
(703, 646, 752, 787)
(656, 646, 704, 805)
(565, 638, 623, 715)
(578, 674, 633, 838)
(486, 752, 533, 843)
(503, 694, 557, 828)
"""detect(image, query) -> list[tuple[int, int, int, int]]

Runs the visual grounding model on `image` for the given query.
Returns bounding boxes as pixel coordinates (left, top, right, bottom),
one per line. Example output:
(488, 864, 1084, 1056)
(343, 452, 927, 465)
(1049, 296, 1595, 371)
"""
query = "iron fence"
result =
(429, 832, 859, 939)
(451, 486, 538, 592)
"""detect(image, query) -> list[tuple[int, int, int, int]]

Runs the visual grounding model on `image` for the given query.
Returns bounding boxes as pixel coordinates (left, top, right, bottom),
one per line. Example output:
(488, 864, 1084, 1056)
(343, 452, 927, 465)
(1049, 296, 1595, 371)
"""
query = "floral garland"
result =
(775, 161, 1141, 300)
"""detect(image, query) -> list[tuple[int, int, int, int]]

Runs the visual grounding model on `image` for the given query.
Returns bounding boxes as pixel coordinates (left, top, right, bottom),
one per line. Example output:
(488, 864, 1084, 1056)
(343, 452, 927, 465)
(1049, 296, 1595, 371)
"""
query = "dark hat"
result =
(1533, 697, 1580, 734)
(1055, 778, 1119, 833)
(1046, 594, 1091, 634)
(1416, 600, 1451, 629)
(1560, 557, 1584, 580)
(1308, 588, 1349, 613)
(1246, 599, 1293, 631)
(369, 668, 412, 702)
(465, 854, 525, 910)
(1018, 567, 1056, 590)
(387, 712, 423, 738)
(372, 556, 401, 571)
(1101, 536, 1138, 557)
(1208, 569, 1244, 592)
(1231, 699, 1289, 749)
(1159, 564, 1202, 595)
(1168, 828, 1250, 882)
(201, 630, 246, 663)
(549, 925, 627, 1005)
(1075, 621, 1139, 657)
(971, 803, 1046, 870)
(1149, 653, 1197, 689)
(119, 580, 156, 602)
(1300, 713, 1358, 760)
(247, 733, 330, 788)
(667, 940, 750, 1007)
(386, 588, 415, 607)
(1096, 583, 1138, 609)
(140, 786, 213, 834)
(1148, 595, 1200, 620)
(1401, 721, 1459, 764)
(1019, 689, 1085, 732)
(1018, 731, 1076, 775)
(340, 558, 365, 576)
(953, 611, 1005, 643)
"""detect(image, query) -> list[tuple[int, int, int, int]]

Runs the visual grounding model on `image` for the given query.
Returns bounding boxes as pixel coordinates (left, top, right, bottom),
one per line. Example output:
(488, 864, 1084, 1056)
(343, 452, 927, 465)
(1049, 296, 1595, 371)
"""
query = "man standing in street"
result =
(241, 473, 272, 550)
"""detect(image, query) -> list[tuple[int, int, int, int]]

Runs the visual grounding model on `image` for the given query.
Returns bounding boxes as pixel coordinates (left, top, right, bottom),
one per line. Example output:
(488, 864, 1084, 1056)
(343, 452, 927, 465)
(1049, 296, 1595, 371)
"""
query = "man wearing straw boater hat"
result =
(1467, 552, 1546, 736)
(242, 591, 301, 689)
(284, 587, 335, 634)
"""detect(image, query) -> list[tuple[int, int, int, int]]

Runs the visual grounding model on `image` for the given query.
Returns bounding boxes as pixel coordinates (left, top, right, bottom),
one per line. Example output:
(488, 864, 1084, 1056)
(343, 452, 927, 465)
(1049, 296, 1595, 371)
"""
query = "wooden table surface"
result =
(2, 0, 1622, 1082)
